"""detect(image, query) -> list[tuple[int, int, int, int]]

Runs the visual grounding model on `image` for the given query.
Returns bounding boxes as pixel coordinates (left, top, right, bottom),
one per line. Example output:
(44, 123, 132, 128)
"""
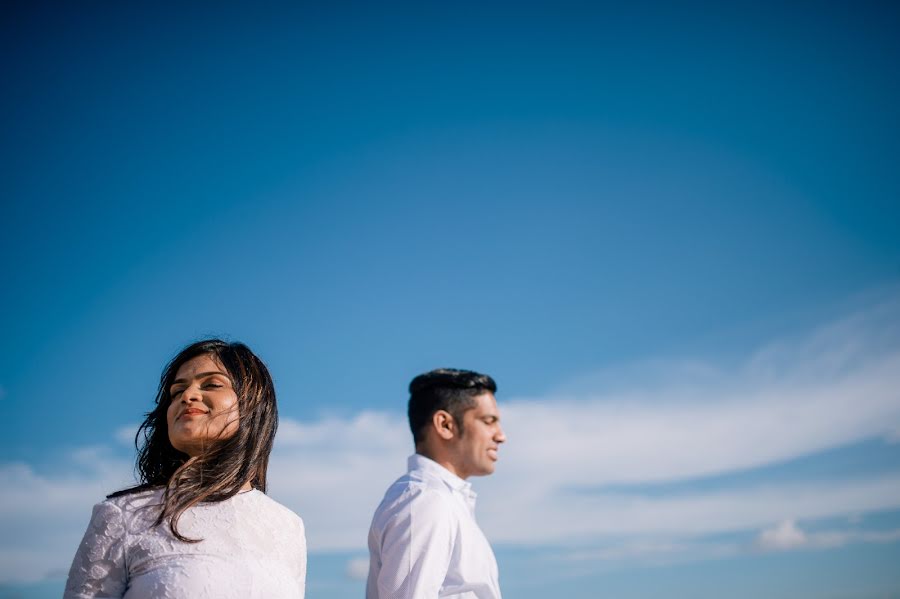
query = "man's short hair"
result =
(408, 368, 497, 446)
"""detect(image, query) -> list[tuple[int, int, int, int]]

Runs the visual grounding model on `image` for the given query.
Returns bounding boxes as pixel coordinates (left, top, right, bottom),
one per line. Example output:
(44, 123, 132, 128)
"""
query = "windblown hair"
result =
(109, 339, 278, 542)
(408, 368, 497, 446)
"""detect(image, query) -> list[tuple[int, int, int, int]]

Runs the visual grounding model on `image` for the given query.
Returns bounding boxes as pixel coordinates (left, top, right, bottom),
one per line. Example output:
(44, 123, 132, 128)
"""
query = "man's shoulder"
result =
(372, 473, 456, 523)
(383, 470, 454, 503)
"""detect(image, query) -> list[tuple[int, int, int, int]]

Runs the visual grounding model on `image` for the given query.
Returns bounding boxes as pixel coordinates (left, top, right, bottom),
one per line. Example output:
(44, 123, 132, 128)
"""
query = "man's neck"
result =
(415, 448, 469, 480)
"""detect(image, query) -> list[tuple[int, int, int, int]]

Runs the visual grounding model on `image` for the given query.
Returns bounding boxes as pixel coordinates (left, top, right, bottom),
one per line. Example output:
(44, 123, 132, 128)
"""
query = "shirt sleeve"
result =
(63, 500, 128, 599)
(296, 516, 307, 598)
(375, 489, 456, 599)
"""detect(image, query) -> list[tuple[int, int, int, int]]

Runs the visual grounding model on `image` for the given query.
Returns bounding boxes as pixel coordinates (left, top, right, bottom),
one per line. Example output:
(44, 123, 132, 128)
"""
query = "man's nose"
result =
(495, 426, 507, 444)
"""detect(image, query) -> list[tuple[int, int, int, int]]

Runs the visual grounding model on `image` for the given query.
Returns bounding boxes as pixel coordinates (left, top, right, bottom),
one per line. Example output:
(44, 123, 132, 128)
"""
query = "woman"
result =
(64, 339, 306, 598)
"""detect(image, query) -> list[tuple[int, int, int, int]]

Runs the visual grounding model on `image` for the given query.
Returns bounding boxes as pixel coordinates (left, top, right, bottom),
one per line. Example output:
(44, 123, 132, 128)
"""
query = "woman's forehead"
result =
(174, 354, 227, 379)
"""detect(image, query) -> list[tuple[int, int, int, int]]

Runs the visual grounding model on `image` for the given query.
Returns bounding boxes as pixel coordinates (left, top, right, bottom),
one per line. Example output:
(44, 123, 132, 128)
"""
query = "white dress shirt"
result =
(367, 453, 502, 599)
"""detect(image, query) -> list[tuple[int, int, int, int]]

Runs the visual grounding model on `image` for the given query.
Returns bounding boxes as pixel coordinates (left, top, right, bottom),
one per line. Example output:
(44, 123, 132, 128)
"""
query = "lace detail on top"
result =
(64, 488, 306, 599)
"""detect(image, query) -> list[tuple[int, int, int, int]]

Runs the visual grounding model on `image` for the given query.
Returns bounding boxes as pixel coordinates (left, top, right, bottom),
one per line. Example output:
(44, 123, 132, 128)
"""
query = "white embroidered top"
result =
(367, 454, 502, 599)
(64, 487, 306, 599)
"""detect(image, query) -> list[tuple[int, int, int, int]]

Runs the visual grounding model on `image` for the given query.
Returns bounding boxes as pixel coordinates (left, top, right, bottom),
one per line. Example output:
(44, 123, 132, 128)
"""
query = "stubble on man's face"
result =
(452, 392, 506, 479)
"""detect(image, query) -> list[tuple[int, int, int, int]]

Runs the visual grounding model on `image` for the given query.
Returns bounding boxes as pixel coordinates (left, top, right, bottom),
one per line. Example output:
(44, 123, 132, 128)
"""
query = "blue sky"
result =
(2, 2, 900, 597)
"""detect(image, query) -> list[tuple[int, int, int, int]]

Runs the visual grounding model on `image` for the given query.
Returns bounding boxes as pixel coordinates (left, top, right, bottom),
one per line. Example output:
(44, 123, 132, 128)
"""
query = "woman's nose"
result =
(181, 385, 202, 402)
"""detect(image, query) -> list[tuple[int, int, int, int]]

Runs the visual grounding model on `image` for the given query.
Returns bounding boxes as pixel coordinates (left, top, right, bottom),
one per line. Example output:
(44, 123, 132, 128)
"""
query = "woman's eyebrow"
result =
(171, 371, 230, 385)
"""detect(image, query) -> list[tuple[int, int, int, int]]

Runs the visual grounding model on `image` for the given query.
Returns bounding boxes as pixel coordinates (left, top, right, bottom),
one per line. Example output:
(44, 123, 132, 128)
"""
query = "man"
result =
(367, 368, 507, 599)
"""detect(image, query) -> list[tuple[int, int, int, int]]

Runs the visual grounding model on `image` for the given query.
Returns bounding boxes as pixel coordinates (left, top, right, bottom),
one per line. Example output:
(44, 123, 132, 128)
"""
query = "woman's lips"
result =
(179, 408, 208, 419)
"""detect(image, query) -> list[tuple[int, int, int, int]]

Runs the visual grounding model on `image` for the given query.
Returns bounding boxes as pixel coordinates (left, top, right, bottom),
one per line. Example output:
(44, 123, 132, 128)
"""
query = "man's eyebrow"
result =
(170, 371, 230, 386)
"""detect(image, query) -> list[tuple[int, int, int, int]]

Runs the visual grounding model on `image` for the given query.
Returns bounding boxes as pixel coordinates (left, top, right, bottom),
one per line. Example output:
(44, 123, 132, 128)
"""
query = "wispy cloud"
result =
(0, 450, 135, 583)
(114, 424, 140, 446)
(496, 299, 900, 490)
(2, 295, 899, 583)
(344, 557, 370, 581)
(553, 538, 743, 570)
(268, 412, 411, 550)
(754, 518, 900, 552)
(754, 519, 808, 551)
(480, 475, 900, 544)
(270, 296, 900, 551)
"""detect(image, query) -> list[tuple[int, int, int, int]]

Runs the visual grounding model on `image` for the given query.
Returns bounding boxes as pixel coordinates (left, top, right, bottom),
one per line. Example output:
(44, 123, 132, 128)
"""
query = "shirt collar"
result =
(408, 453, 477, 502)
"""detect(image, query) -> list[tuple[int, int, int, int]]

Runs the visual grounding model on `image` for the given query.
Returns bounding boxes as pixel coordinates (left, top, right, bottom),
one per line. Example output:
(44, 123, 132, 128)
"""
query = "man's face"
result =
(450, 392, 506, 479)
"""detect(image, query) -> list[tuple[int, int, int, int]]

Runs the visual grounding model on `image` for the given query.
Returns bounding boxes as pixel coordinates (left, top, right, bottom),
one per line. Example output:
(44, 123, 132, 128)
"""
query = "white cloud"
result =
(755, 519, 807, 551)
(479, 473, 900, 544)
(885, 426, 900, 444)
(267, 412, 411, 550)
(555, 538, 743, 570)
(345, 556, 370, 581)
(115, 424, 140, 446)
(562, 540, 693, 561)
(754, 519, 900, 553)
(498, 303, 900, 490)
(2, 295, 900, 583)
(274, 295, 900, 550)
(0, 451, 136, 583)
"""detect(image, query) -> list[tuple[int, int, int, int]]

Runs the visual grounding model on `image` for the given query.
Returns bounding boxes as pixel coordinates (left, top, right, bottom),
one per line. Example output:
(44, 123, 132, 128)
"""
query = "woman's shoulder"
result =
(101, 486, 165, 515)
(240, 490, 305, 530)
(73, 487, 164, 550)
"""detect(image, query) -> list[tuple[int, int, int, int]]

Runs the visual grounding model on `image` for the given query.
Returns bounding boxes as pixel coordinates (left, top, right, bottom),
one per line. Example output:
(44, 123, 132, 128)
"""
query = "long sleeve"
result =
(296, 516, 307, 598)
(372, 489, 455, 599)
(63, 500, 128, 599)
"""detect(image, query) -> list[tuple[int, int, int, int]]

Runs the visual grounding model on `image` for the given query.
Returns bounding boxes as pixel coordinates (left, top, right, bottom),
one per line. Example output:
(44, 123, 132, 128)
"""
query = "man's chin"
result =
(476, 464, 496, 476)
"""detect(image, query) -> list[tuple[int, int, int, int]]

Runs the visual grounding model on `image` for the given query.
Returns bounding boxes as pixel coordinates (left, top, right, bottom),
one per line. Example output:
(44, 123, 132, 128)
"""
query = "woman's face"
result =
(166, 354, 240, 457)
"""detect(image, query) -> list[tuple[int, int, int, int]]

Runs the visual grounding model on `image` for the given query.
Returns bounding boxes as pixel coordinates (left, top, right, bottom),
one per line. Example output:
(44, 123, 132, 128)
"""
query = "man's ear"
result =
(432, 410, 456, 441)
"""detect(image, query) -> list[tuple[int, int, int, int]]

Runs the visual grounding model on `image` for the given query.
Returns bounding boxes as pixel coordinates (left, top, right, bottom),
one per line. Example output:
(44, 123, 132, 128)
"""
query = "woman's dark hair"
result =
(110, 338, 278, 542)
(408, 368, 497, 446)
